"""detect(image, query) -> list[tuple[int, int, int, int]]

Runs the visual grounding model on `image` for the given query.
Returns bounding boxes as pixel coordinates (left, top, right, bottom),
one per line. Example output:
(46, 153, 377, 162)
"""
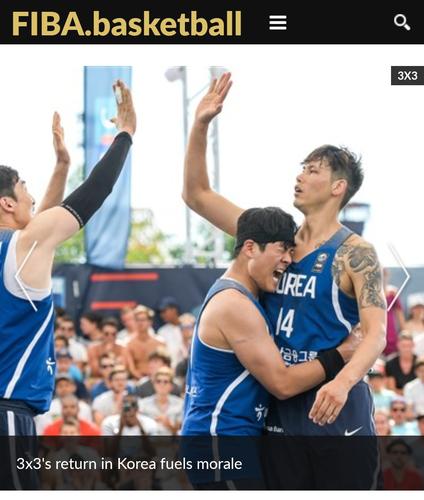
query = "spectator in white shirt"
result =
(139, 367, 183, 435)
(58, 315, 88, 369)
(92, 366, 129, 426)
(157, 297, 185, 368)
(101, 394, 158, 436)
(404, 357, 424, 416)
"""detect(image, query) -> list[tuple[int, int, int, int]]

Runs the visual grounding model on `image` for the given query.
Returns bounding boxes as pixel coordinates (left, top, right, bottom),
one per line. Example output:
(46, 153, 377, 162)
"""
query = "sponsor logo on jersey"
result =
(344, 426, 362, 436)
(312, 252, 329, 273)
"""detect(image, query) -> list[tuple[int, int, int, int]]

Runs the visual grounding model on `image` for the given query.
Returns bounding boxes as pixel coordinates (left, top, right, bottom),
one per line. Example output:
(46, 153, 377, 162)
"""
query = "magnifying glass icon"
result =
(394, 14, 411, 31)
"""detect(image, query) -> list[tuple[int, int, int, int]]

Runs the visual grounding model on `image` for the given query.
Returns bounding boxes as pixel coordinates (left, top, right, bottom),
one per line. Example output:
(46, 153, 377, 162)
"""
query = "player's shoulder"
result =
(336, 233, 380, 267)
(207, 288, 263, 325)
(342, 233, 375, 250)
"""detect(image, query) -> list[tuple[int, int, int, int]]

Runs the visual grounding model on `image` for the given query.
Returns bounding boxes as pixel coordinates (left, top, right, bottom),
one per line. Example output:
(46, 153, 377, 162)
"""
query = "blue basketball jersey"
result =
(0, 230, 56, 414)
(263, 225, 359, 364)
(262, 226, 375, 436)
(182, 278, 274, 436)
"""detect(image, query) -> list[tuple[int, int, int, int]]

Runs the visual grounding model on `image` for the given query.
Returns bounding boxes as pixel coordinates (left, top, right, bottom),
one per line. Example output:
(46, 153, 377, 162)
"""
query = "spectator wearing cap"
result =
(56, 348, 84, 384)
(383, 269, 406, 356)
(92, 366, 130, 426)
(157, 297, 185, 368)
(389, 398, 420, 436)
(386, 332, 417, 393)
(135, 348, 181, 398)
(90, 354, 115, 399)
(43, 394, 100, 436)
(88, 317, 126, 377)
(125, 305, 165, 380)
(367, 365, 397, 412)
(116, 306, 138, 346)
(80, 311, 103, 343)
(58, 315, 88, 370)
(383, 439, 424, 490)
(404, 357, 424, 417)
(138, 367, 183, 435)
(35, 374, 93, 435)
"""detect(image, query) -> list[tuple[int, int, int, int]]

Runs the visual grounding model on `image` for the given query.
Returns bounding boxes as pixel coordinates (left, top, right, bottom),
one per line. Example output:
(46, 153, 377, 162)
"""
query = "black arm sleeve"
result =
(61, 131, 132, 227)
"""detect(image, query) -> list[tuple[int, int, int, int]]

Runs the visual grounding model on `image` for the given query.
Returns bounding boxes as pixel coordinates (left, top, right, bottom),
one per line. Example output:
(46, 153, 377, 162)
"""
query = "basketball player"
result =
(182, 72, 386, 488)
(183, 206, 360, 436)
(0, 80, 136, 439)
(182, 207, 360, 489)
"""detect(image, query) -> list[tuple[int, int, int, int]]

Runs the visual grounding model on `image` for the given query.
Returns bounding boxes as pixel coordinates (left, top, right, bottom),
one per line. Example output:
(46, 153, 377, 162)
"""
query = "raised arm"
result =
(182, 72, 243, 237)
(16, 80, 136, 289)
(309, 238, 387, 424)
(36, 112, 71, 214)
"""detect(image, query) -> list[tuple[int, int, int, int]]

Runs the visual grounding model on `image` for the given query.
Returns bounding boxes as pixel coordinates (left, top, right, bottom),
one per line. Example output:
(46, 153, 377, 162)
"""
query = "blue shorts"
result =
(262, 381, 381, 489)
(0, 399, 38, 489)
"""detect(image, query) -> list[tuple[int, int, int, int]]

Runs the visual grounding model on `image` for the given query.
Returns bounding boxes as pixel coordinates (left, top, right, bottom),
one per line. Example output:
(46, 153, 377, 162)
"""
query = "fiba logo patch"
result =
(312, 252, 329, 273)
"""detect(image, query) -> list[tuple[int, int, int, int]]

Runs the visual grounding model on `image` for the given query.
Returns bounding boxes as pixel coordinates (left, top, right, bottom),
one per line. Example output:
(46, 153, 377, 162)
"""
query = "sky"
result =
(1, 44, 422, 268)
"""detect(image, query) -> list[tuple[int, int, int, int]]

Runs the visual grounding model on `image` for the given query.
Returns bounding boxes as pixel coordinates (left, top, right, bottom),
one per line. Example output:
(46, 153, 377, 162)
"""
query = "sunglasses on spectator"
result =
(101, 364, 114, 369)
(392, 407, 406, 412)
(390, 449, 408, 455)
(154, 379, 171, 385)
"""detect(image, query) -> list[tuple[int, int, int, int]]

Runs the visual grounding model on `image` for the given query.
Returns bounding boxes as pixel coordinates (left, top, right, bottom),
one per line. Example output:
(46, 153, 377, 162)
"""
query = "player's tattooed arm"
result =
(319, 239, 387, 403)
(332, 241, 386, 309)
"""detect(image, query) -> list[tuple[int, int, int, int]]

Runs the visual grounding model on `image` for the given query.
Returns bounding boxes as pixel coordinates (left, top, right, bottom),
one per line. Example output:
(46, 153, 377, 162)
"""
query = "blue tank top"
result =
(0, 230, 56, 414)
(182, 278, 274, 436)
(263, 226, 359, 364)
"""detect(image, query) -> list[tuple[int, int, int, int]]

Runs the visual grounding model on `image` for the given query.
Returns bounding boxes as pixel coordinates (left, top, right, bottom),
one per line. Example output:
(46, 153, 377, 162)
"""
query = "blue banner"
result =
(84, 66, 132, 269)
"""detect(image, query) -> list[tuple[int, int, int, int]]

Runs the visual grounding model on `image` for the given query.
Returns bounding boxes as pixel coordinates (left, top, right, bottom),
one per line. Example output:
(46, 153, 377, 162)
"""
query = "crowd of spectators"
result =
(36, 297, 195, 439)
(32, 272, 424, 489)
(365, 276, 424, 489)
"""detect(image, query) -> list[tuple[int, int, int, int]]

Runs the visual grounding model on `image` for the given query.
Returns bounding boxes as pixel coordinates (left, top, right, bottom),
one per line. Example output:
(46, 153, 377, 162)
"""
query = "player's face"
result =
(12, 180, 35, 227)
(293, 160, 337, 213)
(249, 241, 293, 292)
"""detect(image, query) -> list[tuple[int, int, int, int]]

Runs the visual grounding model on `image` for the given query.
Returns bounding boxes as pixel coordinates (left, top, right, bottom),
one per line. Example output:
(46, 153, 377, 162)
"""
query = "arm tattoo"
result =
(332, 243, 386, 310)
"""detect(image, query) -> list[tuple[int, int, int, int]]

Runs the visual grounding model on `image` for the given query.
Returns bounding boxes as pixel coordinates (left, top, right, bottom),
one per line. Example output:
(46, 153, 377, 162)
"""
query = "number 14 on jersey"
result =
(276, 308, 295, 338)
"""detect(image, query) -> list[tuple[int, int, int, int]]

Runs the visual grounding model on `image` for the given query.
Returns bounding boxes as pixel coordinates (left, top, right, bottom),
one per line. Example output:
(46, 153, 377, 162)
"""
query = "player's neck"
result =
(0, 213, 24, 231)
(298, 210, 341, 245)
(224, 262, 259, 298)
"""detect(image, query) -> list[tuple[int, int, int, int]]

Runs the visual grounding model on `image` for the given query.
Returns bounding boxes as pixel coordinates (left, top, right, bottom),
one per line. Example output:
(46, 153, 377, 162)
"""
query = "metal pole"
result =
(181, 67, 193, 265)
(209, 67, 224, 264)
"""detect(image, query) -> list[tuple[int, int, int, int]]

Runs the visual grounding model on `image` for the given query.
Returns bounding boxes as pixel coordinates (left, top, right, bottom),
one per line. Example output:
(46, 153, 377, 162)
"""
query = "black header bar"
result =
(1, 2, 423, 44)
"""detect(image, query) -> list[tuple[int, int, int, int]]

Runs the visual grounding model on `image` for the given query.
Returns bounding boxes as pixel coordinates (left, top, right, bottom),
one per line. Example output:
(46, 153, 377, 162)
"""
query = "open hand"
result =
(52, 112, 70, 166)
(110, 79, 137, 136)
(195, 72, 232, 126)
(308, 379, 350, 426)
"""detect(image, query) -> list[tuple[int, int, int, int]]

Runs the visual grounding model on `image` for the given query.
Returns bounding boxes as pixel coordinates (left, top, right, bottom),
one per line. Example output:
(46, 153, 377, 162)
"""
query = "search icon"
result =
(394, 14, 411, 31)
